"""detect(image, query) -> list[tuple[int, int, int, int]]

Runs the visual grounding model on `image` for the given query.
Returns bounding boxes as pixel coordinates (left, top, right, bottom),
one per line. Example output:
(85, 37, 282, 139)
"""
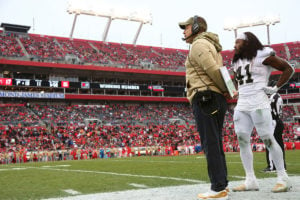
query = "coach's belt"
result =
(193, 88, 206, 93)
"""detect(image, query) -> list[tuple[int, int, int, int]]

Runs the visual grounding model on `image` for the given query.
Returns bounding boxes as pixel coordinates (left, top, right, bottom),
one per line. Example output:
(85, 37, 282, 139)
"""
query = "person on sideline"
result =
(262, 81, 286, 172)
(231, 32, 294, 193)
(179, 15, 229, 199)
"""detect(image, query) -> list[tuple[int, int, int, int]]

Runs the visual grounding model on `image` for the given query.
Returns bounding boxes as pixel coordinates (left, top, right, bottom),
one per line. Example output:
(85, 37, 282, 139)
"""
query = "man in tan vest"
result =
(179, 15, 229, 200)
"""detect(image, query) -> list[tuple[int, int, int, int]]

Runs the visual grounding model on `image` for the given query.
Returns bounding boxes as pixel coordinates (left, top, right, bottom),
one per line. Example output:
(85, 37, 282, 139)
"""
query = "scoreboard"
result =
(0, 78, 184, 93)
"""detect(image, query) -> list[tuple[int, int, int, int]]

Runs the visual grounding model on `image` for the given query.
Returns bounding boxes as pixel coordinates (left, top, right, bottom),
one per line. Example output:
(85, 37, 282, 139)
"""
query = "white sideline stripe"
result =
(63, 189, 81, 195)
(112, 157, 204, 163)
(112, 160, 203, 163)
(226, 155, 241, 157)
(111, 159, 244, 164)
(29, 167, 203, 183)
(0, 168, 27, 171)
(108, 158, 300, 166)
(42, 165, 71, 168)
(12, 168, 27, 170)
(129, 183, 148, 188)
(230, 175, 245, 179)
(111, 160, 300, 166)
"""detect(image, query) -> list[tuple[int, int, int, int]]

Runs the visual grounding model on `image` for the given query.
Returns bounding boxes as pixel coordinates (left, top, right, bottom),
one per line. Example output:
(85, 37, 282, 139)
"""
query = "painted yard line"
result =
(226, 161, 300, 166)
(12, 167, 27, 170)
(63, 189, 81, 195)
(111, 160, 244, 164)
(287, 163, 300, 166)
(0, 168, 27, 171)
(226, 155, 242, 157)
(135, 160, 300, 166)
(110, 160, 273, 165)
(229, 175, 245, 179)
(29, 167, 204, 183)
(111, 160, 203, 163)
(42, 165, 71, 168)
(128, 183, 149, 188)
(289, 173, 300, 176)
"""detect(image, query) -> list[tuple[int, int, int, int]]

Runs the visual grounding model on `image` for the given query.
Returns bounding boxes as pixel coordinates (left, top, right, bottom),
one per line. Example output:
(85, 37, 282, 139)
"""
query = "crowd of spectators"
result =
(0, 104, 40, 126)
(0, 33, 24, 57)
(1, 31, 298, 71)
(57, 38, 101, 63)
(19, 34, 65, 61)
(0, 102, 299, 164)
(287, 41, 300, 63)
(283, 105, 296, 121)
(30, 104, 195, 126)
(271, 43, 288, 60)
(1, 31, 299, 165)
(220, 50, 234, 68)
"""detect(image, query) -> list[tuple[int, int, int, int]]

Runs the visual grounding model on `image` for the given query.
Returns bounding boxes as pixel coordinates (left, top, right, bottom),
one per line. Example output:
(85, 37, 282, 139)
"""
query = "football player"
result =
(231, 32, 294, 193)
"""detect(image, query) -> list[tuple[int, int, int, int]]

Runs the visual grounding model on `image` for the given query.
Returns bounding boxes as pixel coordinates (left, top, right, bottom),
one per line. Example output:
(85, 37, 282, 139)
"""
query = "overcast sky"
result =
(0, 0, 299, 51)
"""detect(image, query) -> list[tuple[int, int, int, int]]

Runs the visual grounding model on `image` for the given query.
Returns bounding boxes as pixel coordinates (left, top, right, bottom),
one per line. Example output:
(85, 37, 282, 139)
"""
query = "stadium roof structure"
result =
(0, 23, 31, 33)
(67, 0, 152, 45)
(224, 15, 280, 45)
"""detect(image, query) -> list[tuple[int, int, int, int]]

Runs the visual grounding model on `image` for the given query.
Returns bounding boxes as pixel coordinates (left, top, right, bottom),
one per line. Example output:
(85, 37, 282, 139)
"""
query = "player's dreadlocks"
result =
(232, 32, 264, 64)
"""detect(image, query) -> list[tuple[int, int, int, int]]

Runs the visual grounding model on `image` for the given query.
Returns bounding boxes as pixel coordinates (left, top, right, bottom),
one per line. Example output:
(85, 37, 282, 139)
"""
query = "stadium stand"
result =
(0, 30, 299, 165)
(20, 34, 65, 61)
(1, 31, 298, 70)
(286, 41, 300, 63)
(0, 102, 298, 164)
(283, 105, 296, 121)
(0, 33, 24, 57)
(220, 50, 234, 68)
(271, 43, 288, 60)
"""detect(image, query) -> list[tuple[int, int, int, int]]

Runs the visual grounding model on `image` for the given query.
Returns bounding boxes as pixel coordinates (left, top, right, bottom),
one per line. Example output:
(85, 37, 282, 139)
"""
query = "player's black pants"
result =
(192, 91, 228, 192)
(266, 119, 286, 169)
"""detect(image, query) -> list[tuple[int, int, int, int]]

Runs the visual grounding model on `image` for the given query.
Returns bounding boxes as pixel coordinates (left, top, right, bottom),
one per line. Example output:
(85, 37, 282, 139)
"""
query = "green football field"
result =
(0, 150, 299, 200)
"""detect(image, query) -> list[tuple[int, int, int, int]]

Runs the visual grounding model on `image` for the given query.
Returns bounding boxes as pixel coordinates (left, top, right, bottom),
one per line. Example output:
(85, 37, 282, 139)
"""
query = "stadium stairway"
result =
(15, 37, 30, 58)
(151, 49, 163, 57)
(88, 42, 99, 53)
(294, 104, 300, 115)
(284, 44, 291, 60)
(28, 106, 47, 127)
(120, 45, 130, 53)
(53, 38, 64, 50)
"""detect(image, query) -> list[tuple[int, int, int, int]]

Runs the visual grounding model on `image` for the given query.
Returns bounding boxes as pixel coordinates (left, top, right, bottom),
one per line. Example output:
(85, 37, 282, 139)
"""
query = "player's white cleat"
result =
(272, 177, 292, 193)
(232, 178, 259, 192)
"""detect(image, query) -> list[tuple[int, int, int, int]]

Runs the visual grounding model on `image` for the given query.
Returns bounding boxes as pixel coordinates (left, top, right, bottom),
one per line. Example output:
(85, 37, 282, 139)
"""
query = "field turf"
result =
(0, 150, 299, 200)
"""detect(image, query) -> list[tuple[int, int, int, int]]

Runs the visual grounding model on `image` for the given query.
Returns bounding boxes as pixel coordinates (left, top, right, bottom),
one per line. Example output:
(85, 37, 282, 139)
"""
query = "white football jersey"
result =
(232, 47, 274, 111)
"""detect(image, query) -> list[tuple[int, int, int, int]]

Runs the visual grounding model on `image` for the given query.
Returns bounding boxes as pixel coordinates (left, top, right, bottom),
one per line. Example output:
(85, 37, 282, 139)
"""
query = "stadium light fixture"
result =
(67, 0, 152, 44)
(224, 15, 280, 45)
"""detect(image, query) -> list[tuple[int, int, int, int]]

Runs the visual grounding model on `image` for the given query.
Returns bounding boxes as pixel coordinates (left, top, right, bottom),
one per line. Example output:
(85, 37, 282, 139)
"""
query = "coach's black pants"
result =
(192, 91, 228, 192)
(266, 119, 286, 169)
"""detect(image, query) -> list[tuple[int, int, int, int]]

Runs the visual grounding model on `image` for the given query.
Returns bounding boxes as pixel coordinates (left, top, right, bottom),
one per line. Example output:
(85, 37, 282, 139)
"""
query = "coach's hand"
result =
(232, 90, 238, 99)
